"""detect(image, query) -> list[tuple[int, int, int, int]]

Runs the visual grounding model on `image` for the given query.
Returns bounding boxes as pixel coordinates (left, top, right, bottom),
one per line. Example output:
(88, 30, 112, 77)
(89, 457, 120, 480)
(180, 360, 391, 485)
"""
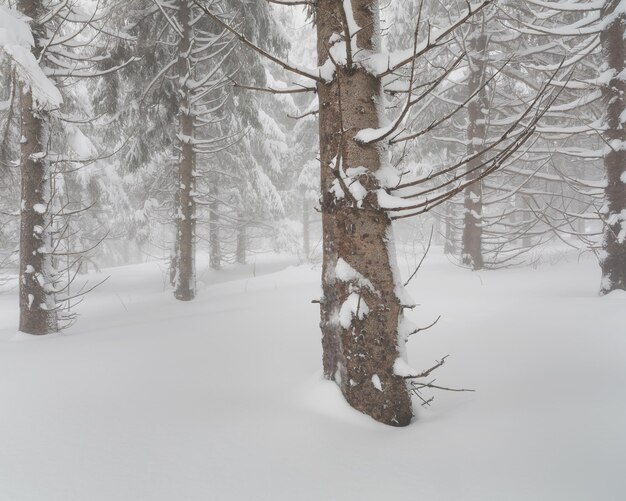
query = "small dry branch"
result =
(404, 355, 475, 406)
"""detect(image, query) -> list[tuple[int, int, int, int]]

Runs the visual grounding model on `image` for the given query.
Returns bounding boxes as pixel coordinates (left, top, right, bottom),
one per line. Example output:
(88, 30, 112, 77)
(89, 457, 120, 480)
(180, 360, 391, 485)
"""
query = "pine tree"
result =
(4, 0, 124, 333)
(182, 0, 555, 425)
(509, 0, 626, 291)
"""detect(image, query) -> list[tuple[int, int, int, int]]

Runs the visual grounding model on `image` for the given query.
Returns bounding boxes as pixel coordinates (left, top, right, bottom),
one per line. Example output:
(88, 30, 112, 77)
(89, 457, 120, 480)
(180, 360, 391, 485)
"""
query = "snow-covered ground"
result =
(0, 248, 624, 501)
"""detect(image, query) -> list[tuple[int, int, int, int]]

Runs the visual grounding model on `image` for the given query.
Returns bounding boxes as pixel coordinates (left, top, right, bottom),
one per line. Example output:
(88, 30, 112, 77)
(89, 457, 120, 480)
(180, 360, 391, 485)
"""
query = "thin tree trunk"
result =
(236, 222, 246, 265)
(169, 240, 179, 286)
(209, 174, 221, 270)
(317, 0, 412, 426)
(302, 196, 310, 260)
(521, 196, 532, 249)
(170, 159, 180, 286)
(444, 203, 456, 255)
(18, 0, 58, 335)
(600, 0, 626, 294)
(432, 213, 442, 246)
(174, 0, 195, 301)
(461, 24, 488, 271)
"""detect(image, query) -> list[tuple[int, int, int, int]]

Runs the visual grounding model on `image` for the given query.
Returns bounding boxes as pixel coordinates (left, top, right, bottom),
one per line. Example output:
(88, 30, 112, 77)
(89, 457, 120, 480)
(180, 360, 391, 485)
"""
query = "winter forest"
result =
(0, 0, 625, 499)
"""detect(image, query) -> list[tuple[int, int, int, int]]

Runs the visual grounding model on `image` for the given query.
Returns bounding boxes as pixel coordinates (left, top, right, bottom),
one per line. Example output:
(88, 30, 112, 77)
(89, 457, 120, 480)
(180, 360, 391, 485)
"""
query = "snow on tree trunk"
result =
(174, 0, 196, 301)
(317, 0, 412, 427)
(599, 0, 626, 294)
(461, 25, 488, 271)
(17, 0, 58, 335)
(19, 87, 58, 335)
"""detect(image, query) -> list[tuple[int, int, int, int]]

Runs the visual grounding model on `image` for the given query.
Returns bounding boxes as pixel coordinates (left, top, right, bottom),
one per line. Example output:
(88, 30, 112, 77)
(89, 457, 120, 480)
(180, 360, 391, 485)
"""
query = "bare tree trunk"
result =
(170, 159, 180, 286)
(302, 196, 310, 260)
(511, 195, 532, 249)
(431, 213, 442, 246)
(18, 0, 58, 335)
(600, 0, 626, 294)
(521, 196, 532, 249)
(209, 174, 221, 271)
(236, 221, 246, 265)
(443, 203, 456, 255)
(461, 25, 488, 271)
(317, 0, 412, 426)
(169, 239, 179, 286)
(173, 0, 195, 301)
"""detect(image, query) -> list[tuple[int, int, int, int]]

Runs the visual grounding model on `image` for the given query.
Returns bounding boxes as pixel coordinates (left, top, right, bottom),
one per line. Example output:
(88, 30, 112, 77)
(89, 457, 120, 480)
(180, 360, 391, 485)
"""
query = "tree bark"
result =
(461, 24, 488, 271)
(317, 0, 412, 426)
(173, 0, 196, 301)
(18, 0, 58, 335)
(599, 0, 626, 294)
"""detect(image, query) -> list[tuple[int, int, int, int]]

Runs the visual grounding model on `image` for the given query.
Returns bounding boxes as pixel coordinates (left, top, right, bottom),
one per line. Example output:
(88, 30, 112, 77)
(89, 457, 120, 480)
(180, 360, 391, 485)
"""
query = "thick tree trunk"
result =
(599, 0, 626, 294)
(461, 26, 488, 271)
(317, 0, 412, 426)
(19, 89, 58, 335)
(173, 0, 195, 301)
(18, 0, 58, 335)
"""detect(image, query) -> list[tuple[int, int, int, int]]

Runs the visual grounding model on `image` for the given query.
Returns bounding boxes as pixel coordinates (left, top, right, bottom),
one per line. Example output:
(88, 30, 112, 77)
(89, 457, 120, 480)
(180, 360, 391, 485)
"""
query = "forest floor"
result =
(0, 246, 624, 501)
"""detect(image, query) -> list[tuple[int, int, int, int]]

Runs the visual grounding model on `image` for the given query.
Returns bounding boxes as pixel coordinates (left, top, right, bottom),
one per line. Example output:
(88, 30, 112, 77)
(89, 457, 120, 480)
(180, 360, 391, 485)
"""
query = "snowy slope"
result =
(0, 250, 624, 501)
